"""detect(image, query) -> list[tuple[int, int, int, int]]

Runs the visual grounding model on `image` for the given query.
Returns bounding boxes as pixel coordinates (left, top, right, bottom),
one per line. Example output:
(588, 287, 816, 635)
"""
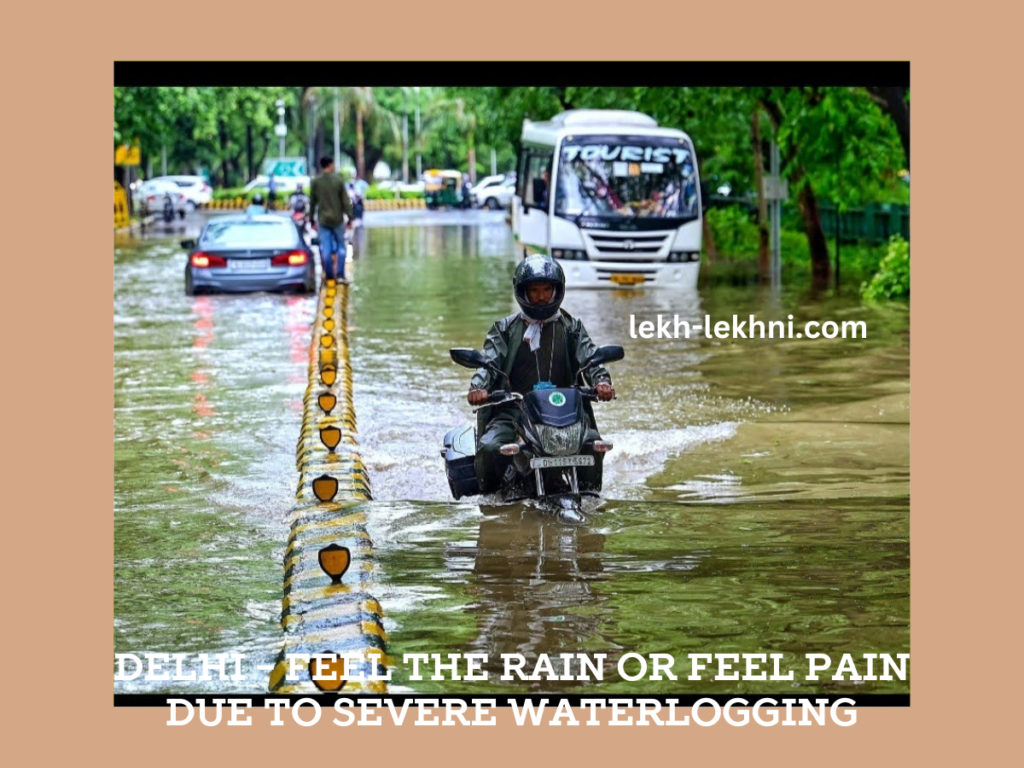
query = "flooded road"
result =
(115, 211, 908, 695)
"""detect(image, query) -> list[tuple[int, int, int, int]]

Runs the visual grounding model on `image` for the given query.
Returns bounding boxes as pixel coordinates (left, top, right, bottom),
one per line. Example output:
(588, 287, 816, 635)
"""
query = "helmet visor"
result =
(522, 280, 559, 308)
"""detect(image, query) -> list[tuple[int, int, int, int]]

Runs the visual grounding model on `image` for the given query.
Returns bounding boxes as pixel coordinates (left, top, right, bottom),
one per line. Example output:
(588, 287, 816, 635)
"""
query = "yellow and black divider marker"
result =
(269, 279, 386, 695)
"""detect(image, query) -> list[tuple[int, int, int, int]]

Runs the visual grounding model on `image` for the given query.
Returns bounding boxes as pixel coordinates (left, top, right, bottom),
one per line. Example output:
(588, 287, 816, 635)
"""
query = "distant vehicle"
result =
(424, 169, 470, 209)
(513, 109, 703, 289)
(181, 214, 316, 296)
(162, 175, 213, 209)
(472, 175, 516, 210)
(473, 174, 506, 191)
(135, 179, 189, 219)
(243, 175, 311, 193)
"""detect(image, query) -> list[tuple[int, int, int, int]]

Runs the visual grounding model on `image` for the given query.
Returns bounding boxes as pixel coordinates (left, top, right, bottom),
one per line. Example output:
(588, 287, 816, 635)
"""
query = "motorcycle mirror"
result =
(583, 345, 625, 369)
(180, 239, 196, 249)
(450, 348, 488, 370)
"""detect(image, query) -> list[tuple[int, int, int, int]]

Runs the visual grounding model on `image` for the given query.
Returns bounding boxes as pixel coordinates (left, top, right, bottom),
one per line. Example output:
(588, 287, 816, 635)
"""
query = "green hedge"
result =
(212, 185, 309, 201)
(861, 236, 910, 301)
(364, 185, 425, 200)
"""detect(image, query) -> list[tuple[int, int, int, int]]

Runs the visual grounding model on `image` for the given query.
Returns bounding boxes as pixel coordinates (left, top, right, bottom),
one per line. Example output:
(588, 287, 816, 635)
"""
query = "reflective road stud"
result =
(312, 474, 339, 502)
(309, 651, 347, 692)
(318, 393, 337, 413)
(317, 543, 351, 583)
(320, 426, 342, 451)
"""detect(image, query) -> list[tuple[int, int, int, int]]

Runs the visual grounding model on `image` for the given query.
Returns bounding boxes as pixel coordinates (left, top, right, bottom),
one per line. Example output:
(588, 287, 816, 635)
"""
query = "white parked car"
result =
(243, 175, 311, 194)
(134, 179, 189, 218)
(472, 175, 516, 210)
(164, 175, 213, 208)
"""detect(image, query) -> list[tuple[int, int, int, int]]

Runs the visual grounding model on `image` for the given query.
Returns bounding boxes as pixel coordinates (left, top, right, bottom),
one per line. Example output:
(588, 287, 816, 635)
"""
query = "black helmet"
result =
(252, 193, 265, 205)
(513, 254, 565, 321)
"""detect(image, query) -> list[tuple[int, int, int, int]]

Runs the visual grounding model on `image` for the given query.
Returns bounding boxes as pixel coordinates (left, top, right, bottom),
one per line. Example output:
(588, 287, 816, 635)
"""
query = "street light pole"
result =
(402, 89, 410, 184)
(333, 88, 341, 171)
(275, 99, 287, 159)
(415, 87, 421, 180)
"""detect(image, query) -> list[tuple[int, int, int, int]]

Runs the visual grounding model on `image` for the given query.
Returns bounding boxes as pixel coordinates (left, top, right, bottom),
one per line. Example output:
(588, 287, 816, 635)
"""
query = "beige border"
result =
(16, 0, 1006, 762)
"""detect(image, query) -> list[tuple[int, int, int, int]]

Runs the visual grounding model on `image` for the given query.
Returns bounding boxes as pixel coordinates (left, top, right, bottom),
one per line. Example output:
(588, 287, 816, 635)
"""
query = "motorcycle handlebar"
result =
(472, 390, 524, 413)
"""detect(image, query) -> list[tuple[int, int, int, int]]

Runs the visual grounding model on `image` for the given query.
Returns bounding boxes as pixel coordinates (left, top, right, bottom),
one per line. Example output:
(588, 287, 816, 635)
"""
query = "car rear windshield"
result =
(201, 220, 299, 248)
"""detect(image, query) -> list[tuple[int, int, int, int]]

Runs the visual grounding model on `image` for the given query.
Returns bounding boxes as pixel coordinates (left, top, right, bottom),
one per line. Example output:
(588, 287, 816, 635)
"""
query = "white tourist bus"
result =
(512, 110, 702, 288)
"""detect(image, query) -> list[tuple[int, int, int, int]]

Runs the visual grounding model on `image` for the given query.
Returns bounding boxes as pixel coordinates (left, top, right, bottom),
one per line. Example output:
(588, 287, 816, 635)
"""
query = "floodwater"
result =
(114, 211, 909, 695)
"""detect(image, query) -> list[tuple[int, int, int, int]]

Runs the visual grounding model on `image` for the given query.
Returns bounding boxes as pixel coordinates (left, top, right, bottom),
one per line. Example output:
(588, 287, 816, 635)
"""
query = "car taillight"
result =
(147, 196, 155, 202)
(271, 250, 308, 266)
(190, 252, 227, 268)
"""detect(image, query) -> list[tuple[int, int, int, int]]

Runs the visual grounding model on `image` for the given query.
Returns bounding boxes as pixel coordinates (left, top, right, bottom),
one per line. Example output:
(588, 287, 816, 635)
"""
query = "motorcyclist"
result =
(467, 254, 615, 494)
(289, 183, 309, 214)
(246, 193, 267, 215)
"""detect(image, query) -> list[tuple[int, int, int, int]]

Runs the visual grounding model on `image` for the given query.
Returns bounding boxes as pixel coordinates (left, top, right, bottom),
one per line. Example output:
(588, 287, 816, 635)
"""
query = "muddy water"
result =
(114, 212, 908, 695)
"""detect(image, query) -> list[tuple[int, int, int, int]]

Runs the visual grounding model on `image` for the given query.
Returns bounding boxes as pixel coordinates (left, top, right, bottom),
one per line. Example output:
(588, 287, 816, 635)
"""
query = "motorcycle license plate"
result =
(609, 273, 645, 285)
(530, 455, 594, 469)
(230, 259, 270, 271)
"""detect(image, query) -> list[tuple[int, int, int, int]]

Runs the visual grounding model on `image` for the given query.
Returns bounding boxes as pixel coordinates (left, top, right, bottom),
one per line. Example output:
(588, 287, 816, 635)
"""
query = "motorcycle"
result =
(351, 192, 365, 226)
(442, 345, 624, 518)
(161, 193, 176, 223)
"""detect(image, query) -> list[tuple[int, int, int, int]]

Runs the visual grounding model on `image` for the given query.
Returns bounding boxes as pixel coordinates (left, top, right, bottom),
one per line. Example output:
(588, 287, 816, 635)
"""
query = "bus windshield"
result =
(555, 139, 698, 220)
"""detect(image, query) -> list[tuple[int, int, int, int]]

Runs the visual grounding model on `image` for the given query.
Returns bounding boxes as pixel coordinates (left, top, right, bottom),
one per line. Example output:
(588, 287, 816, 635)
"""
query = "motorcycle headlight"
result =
(535, 422, 585, 456)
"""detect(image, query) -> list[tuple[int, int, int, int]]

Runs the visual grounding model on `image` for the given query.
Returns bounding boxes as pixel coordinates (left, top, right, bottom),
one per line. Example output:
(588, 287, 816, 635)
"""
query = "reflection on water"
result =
(115, 213, 908, 694)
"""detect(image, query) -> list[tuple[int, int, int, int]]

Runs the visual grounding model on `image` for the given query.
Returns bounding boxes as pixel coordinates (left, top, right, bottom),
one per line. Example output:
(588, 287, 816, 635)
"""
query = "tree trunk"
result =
(868, 87, 910, 169)
(467, 127, 476, 183)
(356, 111, 366, 180)
(796, 177, 831, 290)
(218, 120, 231, 187)
(364, 146, 384, 184)
(701, 215, 717, 264)
(751, 110, 770, 281)
(759, 93, 830, 291)
(314, 123, 324, 169)
(255, 135, 270, 177)
(246, 124, 254, 181)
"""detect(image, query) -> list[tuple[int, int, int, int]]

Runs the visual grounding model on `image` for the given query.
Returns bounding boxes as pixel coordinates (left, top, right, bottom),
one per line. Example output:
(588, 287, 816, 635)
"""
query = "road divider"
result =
(269, 279, 387, 694)
(363, 198, 426, 211)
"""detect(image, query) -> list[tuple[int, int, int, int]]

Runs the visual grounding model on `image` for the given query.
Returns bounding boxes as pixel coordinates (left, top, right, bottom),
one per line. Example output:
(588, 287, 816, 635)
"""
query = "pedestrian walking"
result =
(268, 174, 278, 208)
(309, 156, 354, 282)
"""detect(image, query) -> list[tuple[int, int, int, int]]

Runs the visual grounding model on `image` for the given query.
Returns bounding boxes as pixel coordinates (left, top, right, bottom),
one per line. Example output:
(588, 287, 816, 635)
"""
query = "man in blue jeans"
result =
(309, 156, 354, 282)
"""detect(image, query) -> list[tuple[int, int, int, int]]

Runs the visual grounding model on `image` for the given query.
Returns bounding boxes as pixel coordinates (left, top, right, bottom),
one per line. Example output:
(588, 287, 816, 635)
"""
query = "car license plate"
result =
(229, 259, 270, 271)
(610, 273, 645, 285)
(530, 455, 594, 469)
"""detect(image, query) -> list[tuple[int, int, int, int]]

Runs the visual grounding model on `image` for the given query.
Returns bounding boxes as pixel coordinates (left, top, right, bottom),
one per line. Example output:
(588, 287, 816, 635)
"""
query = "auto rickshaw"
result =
(424, 169, 471, 209)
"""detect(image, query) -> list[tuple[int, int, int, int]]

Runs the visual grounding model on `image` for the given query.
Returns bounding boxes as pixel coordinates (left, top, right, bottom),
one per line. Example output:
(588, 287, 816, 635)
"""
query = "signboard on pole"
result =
(262, 157, 308, 177)
(763, 175, 789, 201)
(115, 143, 141, 166)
